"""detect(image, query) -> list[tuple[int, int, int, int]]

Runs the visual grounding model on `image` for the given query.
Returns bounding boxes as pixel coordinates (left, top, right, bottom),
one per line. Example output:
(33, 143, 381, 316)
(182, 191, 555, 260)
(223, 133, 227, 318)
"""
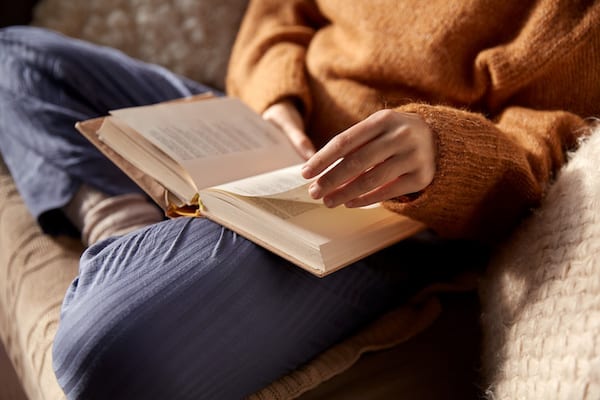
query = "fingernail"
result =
(302, 164, 313, 178)
(324, 197, 334, 208)
(308, 183, 321, 198)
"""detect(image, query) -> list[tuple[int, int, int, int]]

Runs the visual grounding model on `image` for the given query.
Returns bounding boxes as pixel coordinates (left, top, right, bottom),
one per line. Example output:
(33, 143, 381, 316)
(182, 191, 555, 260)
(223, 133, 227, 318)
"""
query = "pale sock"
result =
(62, 184, 164, 246)
(62, 183, 109, 232)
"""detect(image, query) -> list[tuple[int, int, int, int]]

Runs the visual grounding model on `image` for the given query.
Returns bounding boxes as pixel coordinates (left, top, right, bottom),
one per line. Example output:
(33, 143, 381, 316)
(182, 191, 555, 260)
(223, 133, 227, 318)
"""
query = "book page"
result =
(109, 97, 304, 190)
(199, 179, 425, 275)
(212, 159, 344, 202)
(239, 197, 322, 220)
(97, 118, 198, 203)
(203, 190, 405, 246)
(212, 164, 319, 203)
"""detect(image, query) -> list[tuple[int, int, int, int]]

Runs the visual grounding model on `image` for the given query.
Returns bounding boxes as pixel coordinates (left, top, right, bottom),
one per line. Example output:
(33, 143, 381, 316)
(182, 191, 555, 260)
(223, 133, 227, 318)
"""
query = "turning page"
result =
(211, 164, 318, 203)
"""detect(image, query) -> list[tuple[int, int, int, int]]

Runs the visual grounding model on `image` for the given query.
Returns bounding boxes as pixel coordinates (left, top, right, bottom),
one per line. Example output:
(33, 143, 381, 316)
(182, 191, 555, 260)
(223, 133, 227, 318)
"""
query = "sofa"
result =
(1, 1, 599, 399)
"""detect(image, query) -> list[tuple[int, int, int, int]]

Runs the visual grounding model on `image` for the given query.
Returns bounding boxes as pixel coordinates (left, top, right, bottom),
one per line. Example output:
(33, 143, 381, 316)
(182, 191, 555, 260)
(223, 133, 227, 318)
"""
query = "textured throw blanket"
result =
(480, 127, 600, 400)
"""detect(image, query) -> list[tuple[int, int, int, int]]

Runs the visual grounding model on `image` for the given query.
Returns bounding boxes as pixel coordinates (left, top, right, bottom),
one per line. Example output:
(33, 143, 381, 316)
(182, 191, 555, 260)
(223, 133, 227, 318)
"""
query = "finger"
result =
(308, 128, 409, 199)
(343, 172, 426, 208)
(263, 107, 315, 159)
(320, 152, 416, 207)
(285, 126, 316, 160)
(302, 110, 395, 179)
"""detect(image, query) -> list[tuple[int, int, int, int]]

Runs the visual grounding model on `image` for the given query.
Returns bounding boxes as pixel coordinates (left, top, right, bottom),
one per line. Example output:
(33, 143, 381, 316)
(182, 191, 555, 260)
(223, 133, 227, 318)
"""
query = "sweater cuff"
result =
(383, 103, 526, 240)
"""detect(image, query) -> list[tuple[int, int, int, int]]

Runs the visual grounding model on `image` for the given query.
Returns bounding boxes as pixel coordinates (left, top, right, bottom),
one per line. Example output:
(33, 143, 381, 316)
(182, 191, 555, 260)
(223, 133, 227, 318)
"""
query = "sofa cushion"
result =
(31, 0, 249, 91)
(0, 158, 83, 400)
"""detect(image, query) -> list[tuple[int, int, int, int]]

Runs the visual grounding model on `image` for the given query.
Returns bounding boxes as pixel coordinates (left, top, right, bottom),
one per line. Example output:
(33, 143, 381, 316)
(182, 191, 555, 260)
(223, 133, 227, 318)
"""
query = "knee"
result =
(0, 26, 94, 78)
(0, 26, 55, 60)
(50, 222, 220, 399)
(52, 305, 113, 399)
(51, 235, 150, 399)
(0, 27, 64, 93)
(50, 220, 319, 399)
(52, 302, 168, 400)
(0, 26, 63, 49)
(51, 238, 169, 399)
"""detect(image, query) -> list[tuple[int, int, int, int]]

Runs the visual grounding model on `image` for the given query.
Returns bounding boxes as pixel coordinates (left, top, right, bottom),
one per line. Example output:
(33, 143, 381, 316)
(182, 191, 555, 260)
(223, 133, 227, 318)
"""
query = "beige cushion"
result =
(32, 0, 250, 91)
(0, 340, 27, 400)
(0, 158, 82, 400)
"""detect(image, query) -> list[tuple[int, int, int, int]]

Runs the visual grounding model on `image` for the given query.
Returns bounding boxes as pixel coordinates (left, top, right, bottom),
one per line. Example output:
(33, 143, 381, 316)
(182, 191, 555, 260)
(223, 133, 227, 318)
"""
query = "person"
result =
(0, 1, 598, 399)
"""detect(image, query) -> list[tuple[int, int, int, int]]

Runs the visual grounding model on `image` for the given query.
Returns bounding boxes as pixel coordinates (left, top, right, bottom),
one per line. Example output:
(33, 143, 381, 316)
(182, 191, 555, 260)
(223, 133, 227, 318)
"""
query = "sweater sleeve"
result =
(383, 2, 600, 243)
(225, 0, 325, 116)
(384, 104, 588, 242)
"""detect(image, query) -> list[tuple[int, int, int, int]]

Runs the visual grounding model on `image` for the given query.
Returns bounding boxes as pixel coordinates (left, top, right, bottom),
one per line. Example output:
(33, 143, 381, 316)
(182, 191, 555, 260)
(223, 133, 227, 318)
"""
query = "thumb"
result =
(278, 121, 316, 160)
(263, 102, 316, 160)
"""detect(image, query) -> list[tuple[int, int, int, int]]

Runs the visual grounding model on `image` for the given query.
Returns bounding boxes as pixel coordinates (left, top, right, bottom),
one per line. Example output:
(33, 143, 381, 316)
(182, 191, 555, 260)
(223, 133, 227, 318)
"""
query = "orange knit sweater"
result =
(226, 0, 600, 242)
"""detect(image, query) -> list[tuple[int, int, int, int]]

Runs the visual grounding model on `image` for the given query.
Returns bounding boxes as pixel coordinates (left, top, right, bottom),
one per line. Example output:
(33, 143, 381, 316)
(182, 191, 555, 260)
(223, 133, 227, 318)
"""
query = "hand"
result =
(262, 100, 316, 160)
(301, 110, 435, 208)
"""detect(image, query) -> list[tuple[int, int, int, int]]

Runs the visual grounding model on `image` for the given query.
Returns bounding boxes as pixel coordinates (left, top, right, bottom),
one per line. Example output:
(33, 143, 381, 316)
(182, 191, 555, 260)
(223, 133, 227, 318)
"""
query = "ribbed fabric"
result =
(67, 189, 164, 246)
(1, 153, 479, 400)
(250, 275, 482, 400)
(249, 298, 442, 400)
(52, 217, 481, 400)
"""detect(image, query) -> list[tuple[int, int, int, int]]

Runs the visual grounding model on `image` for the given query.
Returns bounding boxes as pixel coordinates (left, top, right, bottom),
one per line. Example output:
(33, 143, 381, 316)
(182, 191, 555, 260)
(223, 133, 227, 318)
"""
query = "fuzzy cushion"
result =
(480, 127, 600, 400)
(31, 0, 249, 90)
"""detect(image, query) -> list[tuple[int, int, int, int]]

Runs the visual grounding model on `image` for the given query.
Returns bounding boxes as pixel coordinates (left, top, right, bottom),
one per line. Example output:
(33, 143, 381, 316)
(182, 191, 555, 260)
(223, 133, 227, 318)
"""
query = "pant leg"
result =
(0, 26, 215, 234)
(52, 217, 487, 400)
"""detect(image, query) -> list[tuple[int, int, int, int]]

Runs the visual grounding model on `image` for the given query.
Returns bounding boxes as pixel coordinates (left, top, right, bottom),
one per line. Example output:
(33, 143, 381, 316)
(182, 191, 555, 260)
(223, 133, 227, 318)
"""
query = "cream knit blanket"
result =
(480, 127, 600, 400)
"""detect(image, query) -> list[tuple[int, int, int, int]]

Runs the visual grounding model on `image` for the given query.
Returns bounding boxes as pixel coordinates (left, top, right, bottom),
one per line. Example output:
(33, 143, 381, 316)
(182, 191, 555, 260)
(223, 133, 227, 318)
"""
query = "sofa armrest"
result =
(0, 157, 82, 400)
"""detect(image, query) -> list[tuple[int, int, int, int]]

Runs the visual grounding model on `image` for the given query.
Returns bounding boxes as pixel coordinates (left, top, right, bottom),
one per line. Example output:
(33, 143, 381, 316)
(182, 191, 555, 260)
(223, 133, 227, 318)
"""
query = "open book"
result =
(75, 95, 425, 276)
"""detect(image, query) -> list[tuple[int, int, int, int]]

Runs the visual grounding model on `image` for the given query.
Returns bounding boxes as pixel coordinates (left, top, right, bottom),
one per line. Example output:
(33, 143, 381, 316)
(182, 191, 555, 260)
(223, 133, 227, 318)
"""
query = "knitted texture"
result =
(80, 193, 164, 246)
(480, 127, 600, 400)
(228, 0, 600, 241)
(62, 183, 164, 246)
(0, 157, 80, 400)
(31, 0, 249, 90)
